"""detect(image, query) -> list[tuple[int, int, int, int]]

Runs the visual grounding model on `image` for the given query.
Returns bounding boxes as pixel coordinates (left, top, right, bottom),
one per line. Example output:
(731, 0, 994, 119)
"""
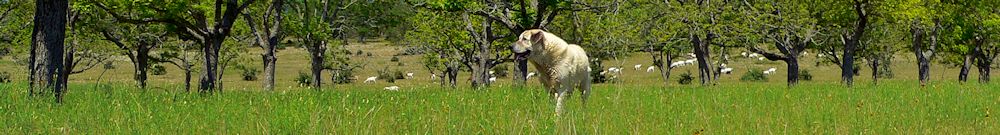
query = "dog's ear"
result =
(530, 31, 545, 43)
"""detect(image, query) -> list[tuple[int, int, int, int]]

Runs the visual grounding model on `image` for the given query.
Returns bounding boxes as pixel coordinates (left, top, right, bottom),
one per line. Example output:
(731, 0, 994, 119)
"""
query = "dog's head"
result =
(511, 29, 546, 57)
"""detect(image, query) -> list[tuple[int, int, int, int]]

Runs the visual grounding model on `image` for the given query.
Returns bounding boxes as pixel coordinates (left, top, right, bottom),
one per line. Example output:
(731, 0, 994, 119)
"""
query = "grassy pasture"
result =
(1, 41, 999, 134)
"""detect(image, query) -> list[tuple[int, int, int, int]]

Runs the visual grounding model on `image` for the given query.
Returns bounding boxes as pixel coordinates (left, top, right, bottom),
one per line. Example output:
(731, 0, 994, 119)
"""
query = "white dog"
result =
(511, 29, 591, 116)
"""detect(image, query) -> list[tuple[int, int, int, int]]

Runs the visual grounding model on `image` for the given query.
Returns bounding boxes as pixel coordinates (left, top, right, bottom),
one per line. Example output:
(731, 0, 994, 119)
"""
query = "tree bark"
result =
(959, 54, 972, 82)
(199, 36, 223, 92)
(309, 41, 325, 89)
(842, 0, 869, 87)
(912, 23, 930, 86)
(691, 33, 713, 86)
(31, 0, 68, 102)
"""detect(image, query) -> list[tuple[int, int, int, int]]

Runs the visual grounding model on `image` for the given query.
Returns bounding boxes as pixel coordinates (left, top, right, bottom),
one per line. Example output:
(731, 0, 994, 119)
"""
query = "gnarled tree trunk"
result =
(31, 0, 68, 102)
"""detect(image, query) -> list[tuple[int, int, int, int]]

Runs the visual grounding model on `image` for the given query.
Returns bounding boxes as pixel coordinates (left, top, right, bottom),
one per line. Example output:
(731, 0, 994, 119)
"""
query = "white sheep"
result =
(741, 52, 749, 57)
(647, 66, 656, 72)
(430, 73, 438, 80)
(670, 61, 686, 68)
(721, 67, 734, 74)
(758, 57, 765, 61)
(763, 68, 777, 75)
(384, 86, 400, 91)
(634, 64, 643, 71)
(488, 77, 497, 83)
(406, 72, 414, 79)
(364, 76, 378, 83)
(687, 53, 697, 58)
(526, 72, 536, 80)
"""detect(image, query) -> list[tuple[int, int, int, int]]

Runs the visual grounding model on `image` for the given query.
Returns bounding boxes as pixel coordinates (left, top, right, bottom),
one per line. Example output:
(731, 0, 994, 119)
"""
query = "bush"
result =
(397, 62, 405, 66)
(0, 71, 11, 83)
(150, 64, 167, 75)
(295, 72, 312, 87)
(800, 70, 813, 81)
(390, 56, 400, 62)
(356, 50, 364, 56)
(330, 67, 356, 84)
(492, 64, 509, 78)
(103, 61, 116, 69)
(236, 64, 260, 81)
(377, 68, 404, 83)
(740, 68, 767, 82)
(589, 59, 608, 83)
(678, 71, 694, 84)
(366, 52, 373, 57)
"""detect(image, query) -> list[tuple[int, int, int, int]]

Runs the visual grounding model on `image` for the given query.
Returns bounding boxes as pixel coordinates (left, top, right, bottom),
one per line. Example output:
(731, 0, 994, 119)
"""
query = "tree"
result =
(242, 0, 284, 91)
(30, 0, 69, 102)
(98, 25, 164, 89)
(745, 0, 819, 86)
(95, 0, 256, 93)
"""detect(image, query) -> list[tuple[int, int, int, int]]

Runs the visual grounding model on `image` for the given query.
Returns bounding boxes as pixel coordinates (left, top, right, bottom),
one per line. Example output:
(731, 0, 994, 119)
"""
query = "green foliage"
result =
(295, 72, 311, 87)
(492, 64, 508, 78)
(0, 71, 10, 83)
(677, 71, 694, 85)
(800, 70, 813, 81)
(390, 56, 400, 62)
(150, 64, 166, 75)
(235, 64, 260, 81)
(741, 69, 768, 82)
(377, 68, 404, 83)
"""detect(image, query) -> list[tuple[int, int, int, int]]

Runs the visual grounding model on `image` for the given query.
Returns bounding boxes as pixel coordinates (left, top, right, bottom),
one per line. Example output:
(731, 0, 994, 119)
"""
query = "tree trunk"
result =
(135, 43, 150, 89)
(842, 42, 856, 86)
(978, 63, 990, 83)
(869, 57, 879, 85)
(309, 41, 325, 89)
(262, 46, 276, 91)
(959, 54, 972, 82)
(912, 24, 930, 86)
(184, 67, 192, 92)
(691, 34, 713, 86)
(31, 0, 68, 102)
(657, 51, 673, 86)
(786, 56, 800, 86)
(199, 36, 222, 93)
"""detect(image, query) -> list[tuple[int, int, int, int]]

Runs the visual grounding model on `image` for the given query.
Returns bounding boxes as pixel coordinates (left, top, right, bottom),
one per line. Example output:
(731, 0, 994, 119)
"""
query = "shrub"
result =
(492, 64, 509, 78)
(356, 50, 364, 56)
(589, 59, 608, 83)
(235, 64, 259, 81)
(366, 52, 373, 57)
(295, 72, 312, 87)
(800, 70, 813, 81)
(150, 64, 167, 75)
(397, 62, 405, 66)
(740, 68, 767, 82)
(377, 68, 404, 83)
(330, 67, 356, 84)
(103, 61, 116, 69)
(678, 71, 694, 84)
(390, 56, 400, 62)
(0, 71, 11, 83)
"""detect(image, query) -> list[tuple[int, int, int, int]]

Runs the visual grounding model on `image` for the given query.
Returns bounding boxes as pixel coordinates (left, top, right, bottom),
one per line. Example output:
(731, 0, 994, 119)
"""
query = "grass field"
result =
(2, 41, 999, 134)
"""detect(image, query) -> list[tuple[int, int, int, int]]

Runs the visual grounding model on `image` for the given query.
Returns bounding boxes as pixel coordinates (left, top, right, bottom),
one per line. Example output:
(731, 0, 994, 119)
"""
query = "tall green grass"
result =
(1, 81, 998, 134)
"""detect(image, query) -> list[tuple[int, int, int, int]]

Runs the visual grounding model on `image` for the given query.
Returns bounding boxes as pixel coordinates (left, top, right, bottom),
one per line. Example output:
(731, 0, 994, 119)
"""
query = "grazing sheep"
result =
(430, 73, 438, 80)
(670, 61, 686, 68)
(684, 59, 696, 65)
(687, 53, 697, 58)
(634, 64, 643, 71)
(607, 67, 621, 74)
(721, 68, 734, 74)
(526, 72, 537, 79)
(364, 76, 378, 83)
(488, 77, 497, 83)
(647, 66, 656, 72)
(758, 57, 765, 61)
(384, 86, 400, 91)
(741, 52, 749, 57)
(406, 72, 414, 79)
(763, 68, 777, 75)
